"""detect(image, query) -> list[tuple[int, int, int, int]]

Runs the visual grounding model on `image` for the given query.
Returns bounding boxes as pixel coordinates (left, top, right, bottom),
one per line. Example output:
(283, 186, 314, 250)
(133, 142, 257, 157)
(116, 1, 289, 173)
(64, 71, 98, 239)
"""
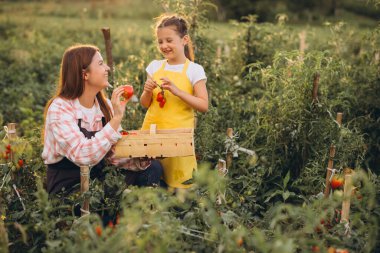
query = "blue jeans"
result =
(123, 160, 163, 187)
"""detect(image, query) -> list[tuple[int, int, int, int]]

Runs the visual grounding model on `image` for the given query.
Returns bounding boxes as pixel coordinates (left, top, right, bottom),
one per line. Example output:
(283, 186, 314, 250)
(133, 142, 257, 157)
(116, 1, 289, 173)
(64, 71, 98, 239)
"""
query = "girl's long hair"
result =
(155, 14, 195, 62)
(43, 44, 112, 141)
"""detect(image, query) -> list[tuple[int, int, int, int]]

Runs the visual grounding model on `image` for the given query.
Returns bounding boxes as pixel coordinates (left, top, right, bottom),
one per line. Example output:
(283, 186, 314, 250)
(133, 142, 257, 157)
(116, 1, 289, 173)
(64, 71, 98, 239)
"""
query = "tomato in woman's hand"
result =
(122, 85, 134, 99)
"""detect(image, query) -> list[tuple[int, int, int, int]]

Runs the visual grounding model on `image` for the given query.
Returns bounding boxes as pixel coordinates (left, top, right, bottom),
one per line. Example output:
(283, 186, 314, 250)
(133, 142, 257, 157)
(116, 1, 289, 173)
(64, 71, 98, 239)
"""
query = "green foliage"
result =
(0, 0, 379, 252)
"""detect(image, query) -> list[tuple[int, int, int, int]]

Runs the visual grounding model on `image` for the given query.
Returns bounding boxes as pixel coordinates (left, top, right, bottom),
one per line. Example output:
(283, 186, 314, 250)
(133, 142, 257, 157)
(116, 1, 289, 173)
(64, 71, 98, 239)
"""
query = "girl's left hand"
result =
(160, 77, 182, 97)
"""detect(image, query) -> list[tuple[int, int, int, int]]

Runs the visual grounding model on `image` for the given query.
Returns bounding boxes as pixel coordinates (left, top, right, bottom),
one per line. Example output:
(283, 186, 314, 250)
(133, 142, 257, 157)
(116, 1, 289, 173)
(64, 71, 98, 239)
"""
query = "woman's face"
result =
(84, 51, 110, 89)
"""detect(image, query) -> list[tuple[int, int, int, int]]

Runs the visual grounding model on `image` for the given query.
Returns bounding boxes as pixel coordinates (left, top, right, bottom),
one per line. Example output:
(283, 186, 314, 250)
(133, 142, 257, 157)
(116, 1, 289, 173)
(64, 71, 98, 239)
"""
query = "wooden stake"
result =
(7, 123, 17, 140)
(7, 123, 16, 163)
(323, 113, 343, 198)
(0, 191, 9, 253)
(312, 73, 320, 102)
(336, 112, 343, 127)
(323, 145, 336, 198)
(80, 166, 90, 216)
(0, 218, 8, 253)
(226, 128, 233, 169)
(341, 168, 354, 223)
(298, 30, 307, 58)
(101, 27, 114, 84)
(217, 159, 227, 176)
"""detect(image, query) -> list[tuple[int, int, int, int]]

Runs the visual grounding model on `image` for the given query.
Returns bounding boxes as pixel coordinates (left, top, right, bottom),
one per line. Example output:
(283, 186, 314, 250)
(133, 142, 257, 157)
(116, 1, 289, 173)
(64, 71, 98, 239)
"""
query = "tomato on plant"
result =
(122, 85, 134, 99)
(18, 159, 24, 167)
(236, 237, 243, 247)
(95, 225, 102, 236)
(330, 175, 344, 189)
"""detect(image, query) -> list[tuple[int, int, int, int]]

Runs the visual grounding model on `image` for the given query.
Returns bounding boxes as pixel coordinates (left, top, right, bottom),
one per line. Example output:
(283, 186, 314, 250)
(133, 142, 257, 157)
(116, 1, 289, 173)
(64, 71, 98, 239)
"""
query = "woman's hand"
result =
(110, 85, 129, 120)
(144, 77, 158, 94)
(161, 77, 182, 97)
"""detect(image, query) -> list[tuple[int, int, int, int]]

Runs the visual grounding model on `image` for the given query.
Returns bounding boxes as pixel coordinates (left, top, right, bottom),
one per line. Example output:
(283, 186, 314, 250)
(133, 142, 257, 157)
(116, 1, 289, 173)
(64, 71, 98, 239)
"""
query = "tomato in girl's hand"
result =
(122, 85, 134, 99)
(156, 91, 164, 102)
(159, 98, 166, 108)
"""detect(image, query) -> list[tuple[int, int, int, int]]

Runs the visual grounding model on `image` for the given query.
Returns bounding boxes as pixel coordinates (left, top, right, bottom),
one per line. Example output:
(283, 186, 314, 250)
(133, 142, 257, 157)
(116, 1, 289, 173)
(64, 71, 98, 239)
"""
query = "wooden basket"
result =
(114, 124, 195, 158)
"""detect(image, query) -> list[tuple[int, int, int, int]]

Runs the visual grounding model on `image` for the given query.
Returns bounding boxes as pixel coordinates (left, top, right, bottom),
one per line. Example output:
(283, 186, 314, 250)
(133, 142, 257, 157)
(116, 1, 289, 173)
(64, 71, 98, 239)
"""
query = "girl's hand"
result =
(160, 77, 182, 97)
(144, 77, 158, 94)
(111, 85, 128, 119)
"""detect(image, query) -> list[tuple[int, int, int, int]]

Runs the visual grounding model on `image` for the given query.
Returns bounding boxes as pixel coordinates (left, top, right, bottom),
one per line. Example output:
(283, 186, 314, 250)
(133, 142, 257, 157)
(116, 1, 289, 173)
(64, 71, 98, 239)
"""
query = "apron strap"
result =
(159, 60, 166, 71)
(182, 59, 190, 75)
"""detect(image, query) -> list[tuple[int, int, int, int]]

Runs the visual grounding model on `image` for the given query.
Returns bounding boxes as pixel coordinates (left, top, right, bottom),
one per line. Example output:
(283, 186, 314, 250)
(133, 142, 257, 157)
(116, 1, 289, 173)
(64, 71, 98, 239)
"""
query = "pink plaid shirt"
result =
(42, 97, 149, 170)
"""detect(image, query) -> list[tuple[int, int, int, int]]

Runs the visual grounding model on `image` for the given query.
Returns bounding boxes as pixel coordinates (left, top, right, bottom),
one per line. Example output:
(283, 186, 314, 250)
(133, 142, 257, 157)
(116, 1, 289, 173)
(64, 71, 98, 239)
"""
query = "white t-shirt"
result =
(146, 60, 207, 86)
(79, 104, 97, 125)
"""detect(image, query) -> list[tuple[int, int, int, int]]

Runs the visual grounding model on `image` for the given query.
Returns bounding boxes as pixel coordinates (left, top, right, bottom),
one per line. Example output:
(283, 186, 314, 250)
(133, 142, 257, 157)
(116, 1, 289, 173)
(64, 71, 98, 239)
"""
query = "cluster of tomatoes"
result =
(119, 130, 138, 136)
(156, 90, 166, 108)
(2, 143, 24, 169)
(311, 245, 349, 253)
(2, 144, 11, 160)
(94, 214, 121, 237)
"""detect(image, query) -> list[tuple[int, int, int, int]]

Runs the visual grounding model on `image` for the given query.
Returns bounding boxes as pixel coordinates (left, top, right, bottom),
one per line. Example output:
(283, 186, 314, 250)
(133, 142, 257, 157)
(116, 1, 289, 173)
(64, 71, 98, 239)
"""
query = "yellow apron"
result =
(141, 59, 196, 188)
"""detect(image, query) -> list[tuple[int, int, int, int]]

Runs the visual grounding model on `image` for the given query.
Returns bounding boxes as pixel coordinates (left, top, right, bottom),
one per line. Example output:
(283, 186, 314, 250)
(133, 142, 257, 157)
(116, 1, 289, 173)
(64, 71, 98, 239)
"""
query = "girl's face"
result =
(84, 51, 110, 90)
(157, 26, 188, 62)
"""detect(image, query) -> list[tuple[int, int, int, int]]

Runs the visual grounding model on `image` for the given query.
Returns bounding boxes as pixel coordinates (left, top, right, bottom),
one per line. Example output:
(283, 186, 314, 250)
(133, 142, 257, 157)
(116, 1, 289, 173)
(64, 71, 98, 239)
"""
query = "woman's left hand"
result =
(160, 77, 182, 97)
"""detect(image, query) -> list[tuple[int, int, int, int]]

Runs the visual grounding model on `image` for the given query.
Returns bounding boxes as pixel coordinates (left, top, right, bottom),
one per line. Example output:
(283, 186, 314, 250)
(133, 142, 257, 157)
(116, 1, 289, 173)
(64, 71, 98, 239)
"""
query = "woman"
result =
(42, 44, 162, 195)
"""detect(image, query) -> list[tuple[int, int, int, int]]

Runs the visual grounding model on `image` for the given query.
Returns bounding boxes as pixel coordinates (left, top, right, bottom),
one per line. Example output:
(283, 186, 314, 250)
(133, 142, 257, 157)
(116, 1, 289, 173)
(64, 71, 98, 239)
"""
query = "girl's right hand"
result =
(111, 85, 128, 120)
(143, 77, 158, 94)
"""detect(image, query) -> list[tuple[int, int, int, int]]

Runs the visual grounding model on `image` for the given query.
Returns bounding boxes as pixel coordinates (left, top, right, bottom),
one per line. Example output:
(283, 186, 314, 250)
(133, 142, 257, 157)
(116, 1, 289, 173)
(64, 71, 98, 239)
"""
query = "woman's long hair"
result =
(43, 44, 112, 141)
(155, 14, 195, 62)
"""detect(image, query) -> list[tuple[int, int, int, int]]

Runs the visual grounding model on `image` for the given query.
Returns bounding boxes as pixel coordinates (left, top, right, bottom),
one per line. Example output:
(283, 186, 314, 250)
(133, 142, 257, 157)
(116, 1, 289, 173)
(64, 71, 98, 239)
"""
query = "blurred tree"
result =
(212, 0, 379, 21)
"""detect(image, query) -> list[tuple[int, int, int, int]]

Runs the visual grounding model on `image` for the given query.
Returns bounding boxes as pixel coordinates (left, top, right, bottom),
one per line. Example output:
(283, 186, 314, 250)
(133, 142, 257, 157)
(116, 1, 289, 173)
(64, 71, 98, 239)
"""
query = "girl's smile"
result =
(156, 26, 188, 64)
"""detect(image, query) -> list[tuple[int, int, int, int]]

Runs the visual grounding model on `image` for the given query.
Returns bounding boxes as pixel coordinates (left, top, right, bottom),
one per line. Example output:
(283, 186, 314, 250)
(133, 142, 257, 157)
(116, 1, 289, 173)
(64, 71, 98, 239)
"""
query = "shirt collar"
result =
(72, 97, 104, 122)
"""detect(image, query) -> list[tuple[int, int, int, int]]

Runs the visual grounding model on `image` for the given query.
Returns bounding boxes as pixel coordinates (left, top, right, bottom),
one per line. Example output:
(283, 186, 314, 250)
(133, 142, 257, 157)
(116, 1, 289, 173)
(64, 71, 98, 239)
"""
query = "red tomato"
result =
(18, 159, 24, 167)
(331, 176, 344, 189)
(122, 85, 134, 99)
(6, 144, 11, 150)
(159, 98, 166, 108)
(95, 225, 102, 236)
(156, 91, 164, 102)
(120, 130, 129, 136)
(236, 237, 243, 247)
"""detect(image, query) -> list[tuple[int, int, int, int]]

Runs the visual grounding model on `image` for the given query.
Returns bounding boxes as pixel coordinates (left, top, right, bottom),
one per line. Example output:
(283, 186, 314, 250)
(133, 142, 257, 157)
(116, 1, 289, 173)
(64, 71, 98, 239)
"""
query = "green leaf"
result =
(283, 171, 290, 189)
(282, 191, 290, 202)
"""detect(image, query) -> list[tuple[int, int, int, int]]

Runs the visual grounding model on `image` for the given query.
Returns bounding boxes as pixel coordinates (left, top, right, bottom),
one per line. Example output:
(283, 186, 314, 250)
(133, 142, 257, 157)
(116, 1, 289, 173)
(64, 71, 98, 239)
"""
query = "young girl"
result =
(42, 44, 162, 195)
(140, 14, 209, 189)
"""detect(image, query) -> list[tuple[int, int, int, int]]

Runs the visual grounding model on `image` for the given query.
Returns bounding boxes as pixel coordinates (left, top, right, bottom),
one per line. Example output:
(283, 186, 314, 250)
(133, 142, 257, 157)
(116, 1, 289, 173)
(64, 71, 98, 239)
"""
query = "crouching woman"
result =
(42, 44, 162, 195)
